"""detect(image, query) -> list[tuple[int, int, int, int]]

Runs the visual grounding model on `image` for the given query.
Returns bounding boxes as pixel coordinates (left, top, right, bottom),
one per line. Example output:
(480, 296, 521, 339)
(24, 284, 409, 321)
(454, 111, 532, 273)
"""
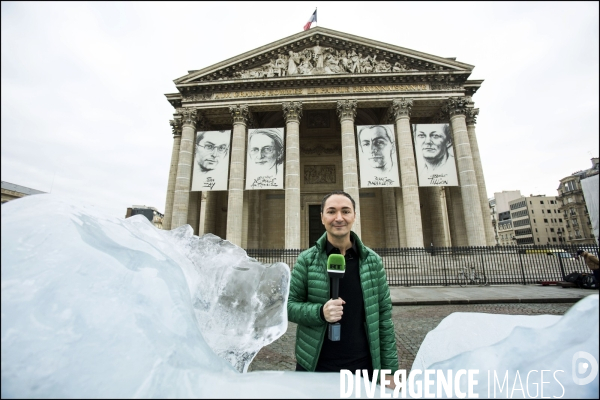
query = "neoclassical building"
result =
(162, 27, 495, 249)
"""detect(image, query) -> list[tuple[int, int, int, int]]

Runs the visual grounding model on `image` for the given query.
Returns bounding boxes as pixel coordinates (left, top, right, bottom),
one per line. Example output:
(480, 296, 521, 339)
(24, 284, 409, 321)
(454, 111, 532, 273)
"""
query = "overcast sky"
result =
(2, 1, 598, 218)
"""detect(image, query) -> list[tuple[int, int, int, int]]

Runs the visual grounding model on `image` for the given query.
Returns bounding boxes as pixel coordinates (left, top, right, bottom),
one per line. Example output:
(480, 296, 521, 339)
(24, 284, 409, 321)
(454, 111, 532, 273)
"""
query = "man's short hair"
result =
(196, 130, 229, 145)
(412, 124, 453, 149)
(321, 191, 356, 213)
(442, 124, 453, 148)
(357, 125, 394, 151)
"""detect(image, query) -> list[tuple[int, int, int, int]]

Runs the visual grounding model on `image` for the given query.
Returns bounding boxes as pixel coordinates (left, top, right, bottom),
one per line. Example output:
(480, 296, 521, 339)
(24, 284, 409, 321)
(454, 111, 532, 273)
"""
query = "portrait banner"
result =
(245, 128, 285, 190)
(412, 123, 459, 187)
(356, 124, 401, 188)
(191, 130, 232, 191)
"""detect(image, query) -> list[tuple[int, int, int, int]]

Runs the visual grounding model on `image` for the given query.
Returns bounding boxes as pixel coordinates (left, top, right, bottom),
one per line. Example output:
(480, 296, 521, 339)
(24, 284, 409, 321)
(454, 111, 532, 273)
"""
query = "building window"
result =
(552, 237, 557, 242)
(564, 181, 576, 192)
(550, 228, 555, 232)
(559, 218, 562, 222)
(544, 219, 548, 223)
(540, 201, 544, 204)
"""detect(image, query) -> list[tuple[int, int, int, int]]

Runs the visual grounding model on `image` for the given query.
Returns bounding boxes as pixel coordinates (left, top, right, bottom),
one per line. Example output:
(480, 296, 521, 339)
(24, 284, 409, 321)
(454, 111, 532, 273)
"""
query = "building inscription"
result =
(183, 84, 429, 102)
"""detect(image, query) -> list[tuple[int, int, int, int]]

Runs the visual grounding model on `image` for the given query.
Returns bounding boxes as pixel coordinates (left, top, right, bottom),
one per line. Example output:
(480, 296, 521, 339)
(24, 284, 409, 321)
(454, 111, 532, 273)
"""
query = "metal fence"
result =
(246, 245, 599, 286)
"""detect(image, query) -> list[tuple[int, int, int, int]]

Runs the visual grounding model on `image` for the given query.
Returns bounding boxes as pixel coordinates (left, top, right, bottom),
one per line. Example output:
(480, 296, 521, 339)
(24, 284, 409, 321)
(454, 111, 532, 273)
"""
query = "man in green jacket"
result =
(287, 191, 398, 386)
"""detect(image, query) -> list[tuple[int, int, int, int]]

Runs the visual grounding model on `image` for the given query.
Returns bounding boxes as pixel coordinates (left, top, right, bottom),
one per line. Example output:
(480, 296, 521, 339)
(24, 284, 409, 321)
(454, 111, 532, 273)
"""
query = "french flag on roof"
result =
(303, 9, 317, 31)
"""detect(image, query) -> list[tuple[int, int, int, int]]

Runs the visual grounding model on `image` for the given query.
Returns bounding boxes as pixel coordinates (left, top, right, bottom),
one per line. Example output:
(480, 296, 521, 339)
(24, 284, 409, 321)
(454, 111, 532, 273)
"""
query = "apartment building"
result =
(508, 195, 565, 245)
(556, 158, 598, 245)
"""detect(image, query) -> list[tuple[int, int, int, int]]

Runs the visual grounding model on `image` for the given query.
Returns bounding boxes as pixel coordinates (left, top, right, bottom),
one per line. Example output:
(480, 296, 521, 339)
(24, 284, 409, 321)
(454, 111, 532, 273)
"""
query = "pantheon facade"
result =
(162, 27, 495, 249)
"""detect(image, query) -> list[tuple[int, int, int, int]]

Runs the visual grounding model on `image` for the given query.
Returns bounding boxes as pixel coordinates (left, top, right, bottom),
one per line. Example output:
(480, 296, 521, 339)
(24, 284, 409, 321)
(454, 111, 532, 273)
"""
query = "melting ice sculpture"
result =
(1, 194, 345, 398)
(411, 296, 599, 398)
(2, 194, 599, 398)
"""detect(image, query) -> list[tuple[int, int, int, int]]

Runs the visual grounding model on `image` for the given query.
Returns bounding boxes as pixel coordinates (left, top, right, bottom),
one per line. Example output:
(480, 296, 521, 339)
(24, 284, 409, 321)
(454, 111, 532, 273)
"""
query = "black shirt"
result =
(314, 239, 372, 372)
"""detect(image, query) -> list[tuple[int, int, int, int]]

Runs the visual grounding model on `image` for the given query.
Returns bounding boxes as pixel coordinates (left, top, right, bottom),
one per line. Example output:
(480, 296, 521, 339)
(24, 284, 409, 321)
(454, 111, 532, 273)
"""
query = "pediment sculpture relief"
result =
(217, 42, 419, 80)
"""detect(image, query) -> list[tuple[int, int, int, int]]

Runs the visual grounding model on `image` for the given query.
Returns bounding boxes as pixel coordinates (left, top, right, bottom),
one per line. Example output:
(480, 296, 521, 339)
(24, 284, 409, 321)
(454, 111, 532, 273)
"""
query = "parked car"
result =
(547, 250, 576, 261)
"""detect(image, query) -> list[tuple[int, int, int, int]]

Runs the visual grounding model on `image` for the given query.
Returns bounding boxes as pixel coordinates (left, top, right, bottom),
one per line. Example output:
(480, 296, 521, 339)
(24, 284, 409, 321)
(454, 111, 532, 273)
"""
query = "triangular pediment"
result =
(174, 27, 474, 85)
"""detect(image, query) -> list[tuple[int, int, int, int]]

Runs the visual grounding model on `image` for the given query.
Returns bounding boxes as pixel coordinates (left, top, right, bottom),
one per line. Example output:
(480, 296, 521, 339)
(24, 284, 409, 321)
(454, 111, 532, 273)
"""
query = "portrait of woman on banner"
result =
(245, 128, 285, 190)
(412, 123, 459, 187)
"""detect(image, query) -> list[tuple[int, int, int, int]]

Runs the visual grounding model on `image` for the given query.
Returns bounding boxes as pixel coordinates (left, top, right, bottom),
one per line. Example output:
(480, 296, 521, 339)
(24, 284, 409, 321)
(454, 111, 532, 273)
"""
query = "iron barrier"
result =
(246, 245, 599, 286)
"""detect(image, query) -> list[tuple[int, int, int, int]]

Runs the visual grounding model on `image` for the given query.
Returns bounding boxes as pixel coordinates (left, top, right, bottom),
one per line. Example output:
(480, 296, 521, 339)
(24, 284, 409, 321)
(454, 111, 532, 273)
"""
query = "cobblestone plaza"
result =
(248, 302, 573, 373)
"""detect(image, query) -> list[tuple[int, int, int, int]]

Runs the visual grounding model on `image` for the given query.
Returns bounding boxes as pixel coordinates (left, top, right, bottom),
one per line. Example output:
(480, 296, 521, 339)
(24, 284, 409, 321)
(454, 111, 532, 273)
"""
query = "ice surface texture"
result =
(2, 194, 599, 398)
(413, 295, 599, 398)
(1, 195, 347, 398)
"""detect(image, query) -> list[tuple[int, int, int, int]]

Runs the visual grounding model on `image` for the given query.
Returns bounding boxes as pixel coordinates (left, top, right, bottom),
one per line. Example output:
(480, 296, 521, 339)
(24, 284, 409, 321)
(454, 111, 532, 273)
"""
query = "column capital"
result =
(465, 107, 479, 125)
(169, 118, 182, 136)
(282, 101, 303, 123)
(336, 99, 357, 122)
(443, 97, 469, 118)
(229, 104, 252, 126)
(176, 107, 200, 127)
(390, 98, 413, 120)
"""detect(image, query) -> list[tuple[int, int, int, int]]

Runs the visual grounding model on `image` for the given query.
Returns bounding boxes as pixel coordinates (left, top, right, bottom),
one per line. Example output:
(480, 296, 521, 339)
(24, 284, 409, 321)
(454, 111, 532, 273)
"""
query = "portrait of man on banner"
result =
(412, 123, 459, 187)
(191, 130, 232, 191)
(356, 124, 401, 188)
(245, 128, 285, 190)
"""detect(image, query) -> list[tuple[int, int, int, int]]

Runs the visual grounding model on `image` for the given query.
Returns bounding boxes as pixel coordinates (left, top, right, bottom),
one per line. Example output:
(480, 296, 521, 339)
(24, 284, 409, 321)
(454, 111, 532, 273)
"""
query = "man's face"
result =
(249, 134, 277, 170)
(196, 131, 229, 171)
(360, 127, 394, 171)
(321, 195, 355, 241)
(415, 124, 450, 163)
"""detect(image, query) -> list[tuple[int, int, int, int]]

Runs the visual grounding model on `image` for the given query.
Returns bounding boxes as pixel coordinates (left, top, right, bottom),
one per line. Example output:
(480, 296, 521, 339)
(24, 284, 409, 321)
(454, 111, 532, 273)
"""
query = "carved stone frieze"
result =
(183, 93, 215, 102)
(306, 111, 330, 128)
(304, 165, 336, 184)
(169, 119, 182, 136)
(282, 102, 303, 123)
(390, 98, 413, 120)
(336, 99, 357, 121)
(443, 97, 469, 117)
(218, 43, 420, 81)
(177, 108, 200, 127)
(466, 107, 479, 125)
(300, 144, 342, 156)
(430, 83, 463, 91)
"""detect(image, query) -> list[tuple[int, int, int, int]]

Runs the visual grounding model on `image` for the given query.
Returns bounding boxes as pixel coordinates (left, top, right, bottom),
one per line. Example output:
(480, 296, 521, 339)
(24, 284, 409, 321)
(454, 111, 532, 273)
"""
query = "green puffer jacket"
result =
(287, 231, 399, 373)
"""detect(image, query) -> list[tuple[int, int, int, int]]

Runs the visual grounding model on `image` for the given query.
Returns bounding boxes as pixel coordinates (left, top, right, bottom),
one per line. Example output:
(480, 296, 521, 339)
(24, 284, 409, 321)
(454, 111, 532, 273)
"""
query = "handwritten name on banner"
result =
(184, 84, 429, 102)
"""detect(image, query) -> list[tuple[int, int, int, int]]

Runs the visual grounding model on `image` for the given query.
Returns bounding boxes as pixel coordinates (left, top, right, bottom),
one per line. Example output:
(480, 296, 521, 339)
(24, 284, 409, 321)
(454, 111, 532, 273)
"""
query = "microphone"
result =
(327, 254, 346, 341)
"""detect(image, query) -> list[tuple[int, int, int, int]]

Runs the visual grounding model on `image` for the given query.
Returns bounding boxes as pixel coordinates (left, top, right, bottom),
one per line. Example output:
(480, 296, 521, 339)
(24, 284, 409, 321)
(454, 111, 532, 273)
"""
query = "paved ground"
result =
(248, 285, 598, 373)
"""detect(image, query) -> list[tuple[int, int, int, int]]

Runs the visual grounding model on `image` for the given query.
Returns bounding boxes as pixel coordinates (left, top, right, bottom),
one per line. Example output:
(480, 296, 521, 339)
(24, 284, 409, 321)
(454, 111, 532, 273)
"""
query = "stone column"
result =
(439, 187, 452, 246)
(391, 98, 424, 247)
(446, 186, 468, 246)
(198, 192, 208, 235)
(226, 105, 250, 246)
(382, 188, 400, 247)
(163, 118, 182, 230)
(420, 188, 433, 247)
(394, 188, 407, 247)
(247, 191, 261, 248)
(171, 108, 199, 229)
(445, 98, 486, 246)
(336, 100, 361, 237)
(427, 187, 449, 246)
(466, 107, 495, 246)
(283, 102, 302, 249)
(242, 191, 249, 248)
(187, 191, 200, 234)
